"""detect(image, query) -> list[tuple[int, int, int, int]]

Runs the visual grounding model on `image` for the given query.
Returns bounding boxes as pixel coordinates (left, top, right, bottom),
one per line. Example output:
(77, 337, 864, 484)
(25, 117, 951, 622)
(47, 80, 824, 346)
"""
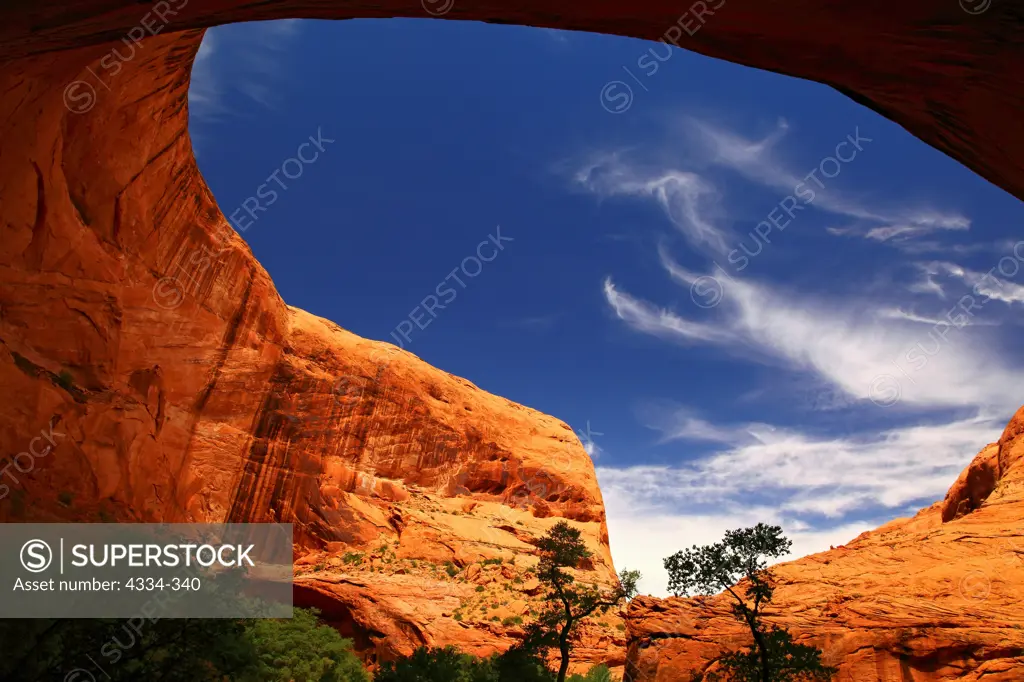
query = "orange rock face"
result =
(0, 15, 628, 670)
(623, 407, 1024, 682)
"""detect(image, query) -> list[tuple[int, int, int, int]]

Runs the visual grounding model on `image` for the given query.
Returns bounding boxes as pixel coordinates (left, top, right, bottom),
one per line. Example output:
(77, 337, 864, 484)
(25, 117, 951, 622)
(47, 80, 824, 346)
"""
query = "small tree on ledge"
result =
(528, 520, 641, 682)
(663, 523, 837, 682)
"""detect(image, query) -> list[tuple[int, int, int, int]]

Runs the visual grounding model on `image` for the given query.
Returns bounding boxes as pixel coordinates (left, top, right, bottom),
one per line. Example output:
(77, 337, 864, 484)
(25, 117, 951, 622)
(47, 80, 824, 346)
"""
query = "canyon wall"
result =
(623, 406, 1024, 681)
(0, 28, 622, 671)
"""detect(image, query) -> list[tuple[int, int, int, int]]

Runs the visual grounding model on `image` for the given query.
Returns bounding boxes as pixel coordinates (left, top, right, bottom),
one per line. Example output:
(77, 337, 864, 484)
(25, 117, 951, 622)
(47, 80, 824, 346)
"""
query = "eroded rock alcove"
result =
(1, 0, 1022, 676)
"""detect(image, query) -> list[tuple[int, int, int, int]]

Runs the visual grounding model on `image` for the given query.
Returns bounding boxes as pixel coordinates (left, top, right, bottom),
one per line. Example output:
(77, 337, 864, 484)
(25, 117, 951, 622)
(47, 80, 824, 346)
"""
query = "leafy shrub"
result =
(374, 646, 490, 682)
(0, 607, 367, 682)
(243, 608, 369, 682)
(374, 645, 557, 682)
(56, 369, 74, 390)
(566, 664, 612, 682)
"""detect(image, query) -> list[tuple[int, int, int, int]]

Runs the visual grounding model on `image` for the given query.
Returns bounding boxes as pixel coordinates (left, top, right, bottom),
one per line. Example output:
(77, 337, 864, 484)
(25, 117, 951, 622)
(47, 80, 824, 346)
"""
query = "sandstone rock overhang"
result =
(0, 1, 1022, 676)
(1, 1, 1022, 201)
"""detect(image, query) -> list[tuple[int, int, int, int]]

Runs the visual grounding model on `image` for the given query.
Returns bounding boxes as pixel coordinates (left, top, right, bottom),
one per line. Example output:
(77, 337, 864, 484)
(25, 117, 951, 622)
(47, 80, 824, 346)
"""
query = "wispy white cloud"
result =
(681, 117, 970, 241)
(189, 20, 303, 122)
(642, 405, 750, 446)
(888, 238, 1018, 257)
(604, 251, 1024, 412)
(603, 278, 733, 345)
(925, 261, 1024, 306)
(576, 113, 1017, 599)
(576, 161, 730, 256)
(877, 307, 999, 327)
(600, 412, 1003, 596)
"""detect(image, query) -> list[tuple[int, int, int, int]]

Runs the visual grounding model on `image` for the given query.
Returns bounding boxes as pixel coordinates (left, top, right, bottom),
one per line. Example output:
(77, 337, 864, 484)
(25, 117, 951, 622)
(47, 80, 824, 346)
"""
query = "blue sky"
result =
(190, 18, 1024, 596)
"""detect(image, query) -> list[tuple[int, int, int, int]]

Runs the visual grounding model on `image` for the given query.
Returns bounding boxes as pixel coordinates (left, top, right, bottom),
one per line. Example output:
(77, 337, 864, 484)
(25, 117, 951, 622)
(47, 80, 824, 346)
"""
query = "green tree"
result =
(241, 607, 368, 682)
(0, 608, 366, 682)
(373, 646, 495, 682)
(529, 521, 640, 682)
(488, 645, 555, 682)
(373, 645, 556, 682)
(566, 663, 613, 682)
(0, 617, 259, 681)
(663, 523, 837, 682)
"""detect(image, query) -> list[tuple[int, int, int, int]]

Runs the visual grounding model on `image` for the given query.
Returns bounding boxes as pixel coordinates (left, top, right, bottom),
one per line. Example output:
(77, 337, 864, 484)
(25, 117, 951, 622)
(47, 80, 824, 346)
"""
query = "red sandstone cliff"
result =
(623, 406, 1024, 682)
(0, 11, 631, 669)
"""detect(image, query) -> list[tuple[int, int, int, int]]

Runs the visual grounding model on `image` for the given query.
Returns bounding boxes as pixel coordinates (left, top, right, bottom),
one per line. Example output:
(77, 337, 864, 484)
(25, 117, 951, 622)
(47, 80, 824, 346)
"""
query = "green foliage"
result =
(489, 646, 556, 682)
(56, 369, 75, 390)
(242, 608, 369, 682)
(531, 521, 640, 682)
(0, 617, 257, 681)
(373, 645, 556, 682)
(0, 608, 367, 682)
(665, 524, 836, 682)
(664, 523, 791, 600)
(476, 585, 486, 592)
(566, 664, 613, 682)
(343, 552, 364, 565)
(373, 646, 494, 682)
(692, 627, 837, 682)
(444, 561, 460, 577)
(482, 558, 503, 566)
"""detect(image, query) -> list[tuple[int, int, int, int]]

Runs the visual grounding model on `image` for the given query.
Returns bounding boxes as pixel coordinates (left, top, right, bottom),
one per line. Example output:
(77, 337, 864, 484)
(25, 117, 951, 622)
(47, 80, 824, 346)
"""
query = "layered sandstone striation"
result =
(624, 407, 1024, 682)
(0, 15, 629, 669)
